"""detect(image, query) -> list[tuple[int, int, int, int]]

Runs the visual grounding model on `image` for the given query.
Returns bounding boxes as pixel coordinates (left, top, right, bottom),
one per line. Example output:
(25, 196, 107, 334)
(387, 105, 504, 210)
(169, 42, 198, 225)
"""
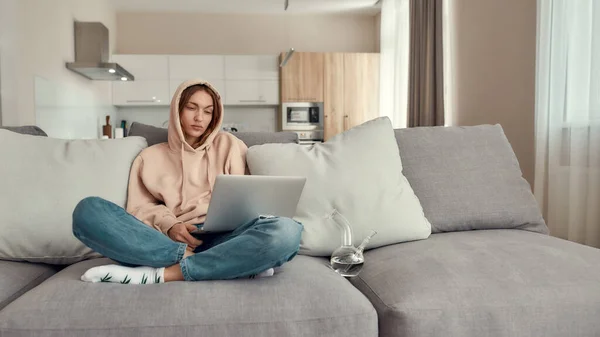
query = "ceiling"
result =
(110, 0, 381, 15)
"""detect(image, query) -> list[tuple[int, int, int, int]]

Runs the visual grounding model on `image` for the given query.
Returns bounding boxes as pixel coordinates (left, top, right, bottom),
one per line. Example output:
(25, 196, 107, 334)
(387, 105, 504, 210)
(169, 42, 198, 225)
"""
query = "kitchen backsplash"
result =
(116, 106, 278, 132)
(34, 76, 117, 139)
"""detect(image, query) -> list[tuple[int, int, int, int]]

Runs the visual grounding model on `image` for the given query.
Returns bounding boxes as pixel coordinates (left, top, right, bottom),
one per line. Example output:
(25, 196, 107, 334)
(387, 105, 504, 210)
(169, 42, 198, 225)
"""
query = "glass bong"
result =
(326, 209, 377, 277)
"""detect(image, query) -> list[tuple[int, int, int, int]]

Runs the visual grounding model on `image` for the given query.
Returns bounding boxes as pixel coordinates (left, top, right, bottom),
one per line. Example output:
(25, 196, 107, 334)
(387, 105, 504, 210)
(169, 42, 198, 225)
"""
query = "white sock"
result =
(81, 265, 165, 285)
(248, 268, 274, 279)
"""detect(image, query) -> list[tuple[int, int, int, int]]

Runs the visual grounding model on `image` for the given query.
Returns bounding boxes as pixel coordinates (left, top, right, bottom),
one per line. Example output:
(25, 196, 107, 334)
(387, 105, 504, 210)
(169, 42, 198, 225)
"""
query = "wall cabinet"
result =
(111, 55, 170, 107)
(111, 52, 378, 122)
(323, 53, 380, 140)
(323, 53, 345, 141)
(169, 55, 226, 103)
(225, 55, 278, 80)
(280, 52, 324, 102)
(169, 55, 225, 80)
(111, 55, 169, 80)
(113, 54, 279, 106)
(224, 55, 279, 105)
(169, 79, 226, 104)
(112, 80, 170, 106)
(225, 80, 279, 105)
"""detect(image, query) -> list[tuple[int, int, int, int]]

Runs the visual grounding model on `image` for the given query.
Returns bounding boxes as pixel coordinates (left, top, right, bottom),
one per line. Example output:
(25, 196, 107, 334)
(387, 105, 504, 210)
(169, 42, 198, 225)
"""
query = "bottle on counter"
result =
(102, 116, 112, 139)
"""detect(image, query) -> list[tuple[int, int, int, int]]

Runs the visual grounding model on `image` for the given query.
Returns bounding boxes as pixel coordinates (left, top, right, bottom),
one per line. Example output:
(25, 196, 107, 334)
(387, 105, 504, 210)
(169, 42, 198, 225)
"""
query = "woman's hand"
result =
(167, 223, 203, 250)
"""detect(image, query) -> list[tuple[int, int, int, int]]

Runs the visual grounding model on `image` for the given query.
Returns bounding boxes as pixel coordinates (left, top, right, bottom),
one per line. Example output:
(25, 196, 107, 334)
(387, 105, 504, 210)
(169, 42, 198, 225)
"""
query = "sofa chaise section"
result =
(351, 230, 600, 337)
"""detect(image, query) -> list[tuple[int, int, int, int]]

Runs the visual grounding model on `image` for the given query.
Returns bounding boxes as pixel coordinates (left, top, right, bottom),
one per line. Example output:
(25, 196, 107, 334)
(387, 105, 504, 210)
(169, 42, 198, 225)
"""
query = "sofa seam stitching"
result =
(353, 275, 396, 312)
(0, 268, 57, 310)
(0, 312, 377, 332)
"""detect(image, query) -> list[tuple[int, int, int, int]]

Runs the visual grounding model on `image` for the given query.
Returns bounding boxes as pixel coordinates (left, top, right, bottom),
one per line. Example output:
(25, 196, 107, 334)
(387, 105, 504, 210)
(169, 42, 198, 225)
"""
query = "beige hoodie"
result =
(126, 79, 248, 234)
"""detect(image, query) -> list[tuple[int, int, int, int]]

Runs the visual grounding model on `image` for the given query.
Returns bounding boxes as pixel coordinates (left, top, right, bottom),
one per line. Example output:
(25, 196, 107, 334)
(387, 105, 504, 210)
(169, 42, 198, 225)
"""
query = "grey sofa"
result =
(1, 123, 599, 337)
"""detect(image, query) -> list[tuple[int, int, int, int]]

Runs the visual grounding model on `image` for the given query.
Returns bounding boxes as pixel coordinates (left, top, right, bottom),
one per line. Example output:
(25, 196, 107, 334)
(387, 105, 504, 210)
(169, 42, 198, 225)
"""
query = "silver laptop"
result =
(199, 175, 307, 233)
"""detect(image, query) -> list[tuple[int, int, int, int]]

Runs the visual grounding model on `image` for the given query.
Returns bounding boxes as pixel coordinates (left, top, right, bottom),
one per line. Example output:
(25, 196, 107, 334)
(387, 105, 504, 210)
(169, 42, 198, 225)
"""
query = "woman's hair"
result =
(178, 84, 221, 146)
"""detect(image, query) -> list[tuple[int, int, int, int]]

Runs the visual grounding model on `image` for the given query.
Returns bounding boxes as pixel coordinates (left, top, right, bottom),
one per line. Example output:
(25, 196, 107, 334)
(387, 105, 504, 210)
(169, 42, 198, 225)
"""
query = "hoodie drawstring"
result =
(206, 145, 214, 192)
(180, 142, 187, 208)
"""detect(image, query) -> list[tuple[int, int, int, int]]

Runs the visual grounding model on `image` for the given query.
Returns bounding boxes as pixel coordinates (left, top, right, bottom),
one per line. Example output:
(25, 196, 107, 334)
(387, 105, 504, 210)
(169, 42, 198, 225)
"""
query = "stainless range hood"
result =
(66, 22, 134, 81)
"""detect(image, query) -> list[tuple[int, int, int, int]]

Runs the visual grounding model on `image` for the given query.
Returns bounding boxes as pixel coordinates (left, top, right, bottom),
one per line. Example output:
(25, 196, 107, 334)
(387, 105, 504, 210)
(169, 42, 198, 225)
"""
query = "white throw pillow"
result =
(0, 130, 147, 264)
(246, 117, 431, 256)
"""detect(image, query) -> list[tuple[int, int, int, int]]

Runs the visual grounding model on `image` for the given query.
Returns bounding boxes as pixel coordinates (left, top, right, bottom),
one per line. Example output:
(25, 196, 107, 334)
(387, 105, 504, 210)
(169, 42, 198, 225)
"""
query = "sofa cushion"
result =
(0, 256, 377, 337)
(350, 230, 600, 337)
(128, 121, 299, 147)
(0, 126, 47, 137)
(247, 117, 432, 257)
(234, 131, 299, 147)
(0, 261, 58, 311)
(0, 130, 147, 264)
(394, 124, 548, 234)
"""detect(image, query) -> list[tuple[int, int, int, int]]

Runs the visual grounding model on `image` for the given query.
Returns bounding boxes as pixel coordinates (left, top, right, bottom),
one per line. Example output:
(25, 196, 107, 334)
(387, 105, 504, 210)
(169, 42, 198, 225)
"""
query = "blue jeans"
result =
(72, 196, 303, 281)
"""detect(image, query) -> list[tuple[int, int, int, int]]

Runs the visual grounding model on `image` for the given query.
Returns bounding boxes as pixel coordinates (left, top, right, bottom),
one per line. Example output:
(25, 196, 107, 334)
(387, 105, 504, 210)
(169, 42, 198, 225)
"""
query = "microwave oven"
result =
(281, 102, 324, 131)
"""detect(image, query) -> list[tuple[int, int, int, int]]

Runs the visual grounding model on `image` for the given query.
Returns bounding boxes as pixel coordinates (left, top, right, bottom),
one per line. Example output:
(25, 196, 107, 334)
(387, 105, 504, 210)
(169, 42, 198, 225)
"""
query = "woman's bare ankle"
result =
(163, 250, 194, 282)
(163, 264, 185, 282)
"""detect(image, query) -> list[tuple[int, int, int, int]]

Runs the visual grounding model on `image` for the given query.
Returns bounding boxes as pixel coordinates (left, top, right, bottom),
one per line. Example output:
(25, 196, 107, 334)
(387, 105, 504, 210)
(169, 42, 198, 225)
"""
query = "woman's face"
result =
(180, 89, 214, 145)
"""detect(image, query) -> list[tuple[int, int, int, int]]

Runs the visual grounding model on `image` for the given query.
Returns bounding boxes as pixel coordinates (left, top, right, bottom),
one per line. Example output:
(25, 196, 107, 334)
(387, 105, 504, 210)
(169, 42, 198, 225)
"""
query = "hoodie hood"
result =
(168, 79, 225, 208)
(168, 79, 224, 153)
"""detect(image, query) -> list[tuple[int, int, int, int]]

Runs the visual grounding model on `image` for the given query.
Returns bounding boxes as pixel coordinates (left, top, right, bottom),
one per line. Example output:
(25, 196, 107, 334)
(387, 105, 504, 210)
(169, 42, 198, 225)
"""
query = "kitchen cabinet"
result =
(225, 80, 279, 105)
(113, 80, 170, 106)
(323, 53, 345, 141)
(111, 55, 169, 80)
(169, 55, 226, 102)
(323, 53, 380, 140)
(169, 79, 226, 103)
(111, 55, 170, 106)
(111, 54, 282, 106)
(225, 55, 278, 80)
(169, 55, 225, 80)
(224, 55, 279, 105)
(343, 53, 380, 131)
(280, 52, 324, 102)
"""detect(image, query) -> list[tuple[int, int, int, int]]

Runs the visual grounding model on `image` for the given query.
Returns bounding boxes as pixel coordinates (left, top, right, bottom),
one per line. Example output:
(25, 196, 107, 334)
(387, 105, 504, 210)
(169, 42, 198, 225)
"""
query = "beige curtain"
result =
(408, 0, 444, 127)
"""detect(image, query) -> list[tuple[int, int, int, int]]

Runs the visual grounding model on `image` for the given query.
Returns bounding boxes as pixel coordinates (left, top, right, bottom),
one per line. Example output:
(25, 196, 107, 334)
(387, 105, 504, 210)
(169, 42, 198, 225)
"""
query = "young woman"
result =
(72, 79, 303, 284)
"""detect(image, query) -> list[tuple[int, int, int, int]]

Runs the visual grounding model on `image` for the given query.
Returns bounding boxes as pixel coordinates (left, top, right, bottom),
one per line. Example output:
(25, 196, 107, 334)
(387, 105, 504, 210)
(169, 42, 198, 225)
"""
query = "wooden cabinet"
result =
(323, 53, 380, 140)
(280, 52, 324, 102)
(343, 53, 380, 131)
(324, 53, 345, 141)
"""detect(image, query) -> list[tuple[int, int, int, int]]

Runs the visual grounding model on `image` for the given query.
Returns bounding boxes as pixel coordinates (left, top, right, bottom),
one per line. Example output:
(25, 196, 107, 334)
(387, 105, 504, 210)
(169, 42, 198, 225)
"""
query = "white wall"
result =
(116, 12, 379, 54)
(0, 0, 118, 139)
(0, 0, 20, 126)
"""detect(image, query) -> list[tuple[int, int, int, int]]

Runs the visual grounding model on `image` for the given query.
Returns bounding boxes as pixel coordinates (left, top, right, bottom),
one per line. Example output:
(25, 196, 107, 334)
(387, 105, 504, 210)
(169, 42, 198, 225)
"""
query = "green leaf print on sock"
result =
(141, 274, 148, 284)
(154, 274, 161, 283)
(100, 273, 112, 282)
(121, 275, 131, 284)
